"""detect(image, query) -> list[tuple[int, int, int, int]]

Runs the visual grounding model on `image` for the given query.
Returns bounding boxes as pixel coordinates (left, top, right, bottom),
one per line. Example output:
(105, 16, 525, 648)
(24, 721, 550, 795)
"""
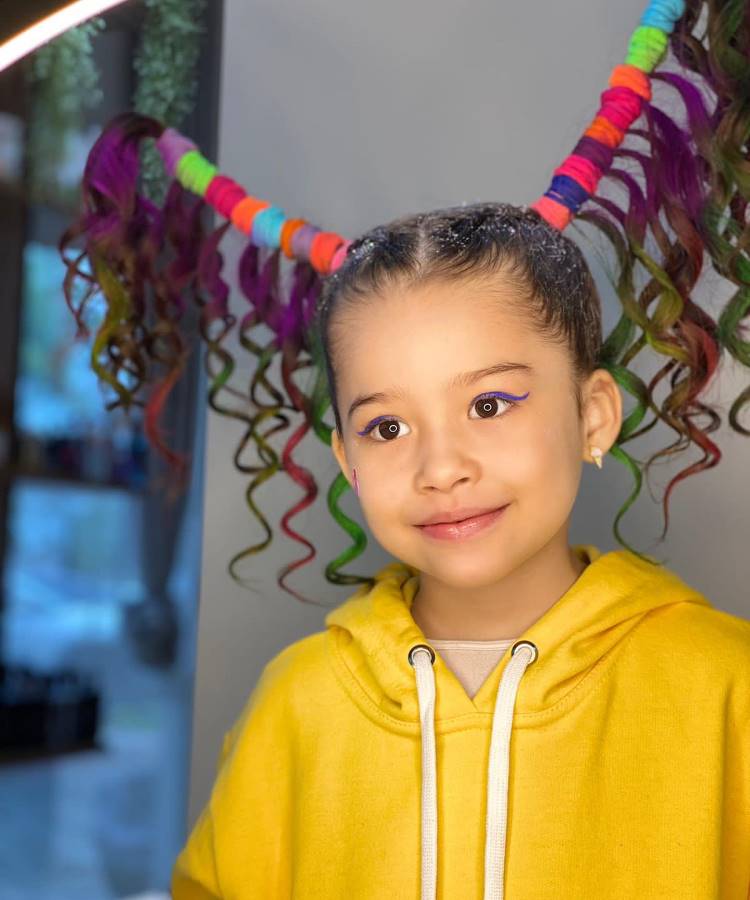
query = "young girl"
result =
(57, 0, 750, 896)
(169, 201, 750, 899)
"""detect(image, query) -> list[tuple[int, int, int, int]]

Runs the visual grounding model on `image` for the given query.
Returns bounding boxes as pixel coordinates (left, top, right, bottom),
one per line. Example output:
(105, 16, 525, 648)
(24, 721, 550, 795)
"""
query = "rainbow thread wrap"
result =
(155, 0, 685, 256)
(531, 0, 685, 229)
(156, 130, 352, 275)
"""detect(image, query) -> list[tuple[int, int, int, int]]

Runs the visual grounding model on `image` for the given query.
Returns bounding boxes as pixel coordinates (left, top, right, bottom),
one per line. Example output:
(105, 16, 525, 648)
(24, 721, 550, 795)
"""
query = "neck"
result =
(409, 538, 588, 641)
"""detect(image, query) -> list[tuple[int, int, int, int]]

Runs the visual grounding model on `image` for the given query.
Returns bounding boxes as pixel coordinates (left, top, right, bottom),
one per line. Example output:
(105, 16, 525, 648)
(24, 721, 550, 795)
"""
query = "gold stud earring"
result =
(590, 446, 603, 470)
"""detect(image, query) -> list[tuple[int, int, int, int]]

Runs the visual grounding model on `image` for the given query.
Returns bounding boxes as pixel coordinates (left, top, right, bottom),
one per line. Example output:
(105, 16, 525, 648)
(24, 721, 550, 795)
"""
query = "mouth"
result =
(414, 504, 510, 541)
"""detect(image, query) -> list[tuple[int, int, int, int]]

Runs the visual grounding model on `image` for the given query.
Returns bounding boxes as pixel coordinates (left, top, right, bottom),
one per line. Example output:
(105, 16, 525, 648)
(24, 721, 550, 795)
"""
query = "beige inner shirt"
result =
(425, 637, 517, 700)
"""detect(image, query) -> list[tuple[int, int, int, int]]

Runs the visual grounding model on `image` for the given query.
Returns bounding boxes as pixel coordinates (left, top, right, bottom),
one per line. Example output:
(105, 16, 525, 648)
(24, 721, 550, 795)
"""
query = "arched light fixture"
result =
(0, 0, 130, 73)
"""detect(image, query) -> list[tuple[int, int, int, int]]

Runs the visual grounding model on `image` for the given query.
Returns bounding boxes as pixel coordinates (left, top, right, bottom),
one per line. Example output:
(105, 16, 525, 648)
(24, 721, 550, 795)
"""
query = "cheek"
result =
(356, 473, 408, 550)
(542, 418, 581, 466)
(491, 418, 576, 484)
(356, 453, 403, 508)
(533, 421, 582, 505)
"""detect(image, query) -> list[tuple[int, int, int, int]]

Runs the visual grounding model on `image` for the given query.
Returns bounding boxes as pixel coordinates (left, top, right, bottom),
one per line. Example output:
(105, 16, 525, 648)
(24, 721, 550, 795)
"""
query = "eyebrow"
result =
(346, 361, 535, 422)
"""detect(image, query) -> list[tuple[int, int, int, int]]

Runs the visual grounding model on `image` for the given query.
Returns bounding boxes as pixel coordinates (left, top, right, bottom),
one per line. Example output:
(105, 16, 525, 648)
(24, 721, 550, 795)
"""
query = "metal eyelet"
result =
(407, 643, 436, 666)
(511, 640, 538, 664)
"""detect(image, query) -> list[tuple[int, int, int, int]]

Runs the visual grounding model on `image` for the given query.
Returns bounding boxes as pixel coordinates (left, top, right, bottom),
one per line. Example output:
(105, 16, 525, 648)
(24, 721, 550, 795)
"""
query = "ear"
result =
(331, 428, 353, 488)
(581, 368, 623, 462)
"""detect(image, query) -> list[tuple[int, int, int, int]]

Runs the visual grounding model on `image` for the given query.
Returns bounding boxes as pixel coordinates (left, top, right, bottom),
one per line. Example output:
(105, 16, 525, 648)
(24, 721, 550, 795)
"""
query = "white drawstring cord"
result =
(409, 644, 437, 900)
(483, 640, 538, 900)
(409, 639, 538, 900)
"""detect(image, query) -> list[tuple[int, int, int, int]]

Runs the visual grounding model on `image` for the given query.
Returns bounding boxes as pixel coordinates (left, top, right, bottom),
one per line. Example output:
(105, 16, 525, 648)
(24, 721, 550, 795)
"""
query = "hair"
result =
(60, 0, 750, 605)
(314, 202, 603, 437)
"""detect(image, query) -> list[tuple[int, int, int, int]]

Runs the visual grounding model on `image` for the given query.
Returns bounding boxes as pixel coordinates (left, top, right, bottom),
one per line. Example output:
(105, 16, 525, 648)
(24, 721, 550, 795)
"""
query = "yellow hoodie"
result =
(171, 544, 750, 898)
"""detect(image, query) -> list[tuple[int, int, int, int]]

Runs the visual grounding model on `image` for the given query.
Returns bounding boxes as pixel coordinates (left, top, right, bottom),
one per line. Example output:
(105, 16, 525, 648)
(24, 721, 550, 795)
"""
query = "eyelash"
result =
(356, 390, 530, 442)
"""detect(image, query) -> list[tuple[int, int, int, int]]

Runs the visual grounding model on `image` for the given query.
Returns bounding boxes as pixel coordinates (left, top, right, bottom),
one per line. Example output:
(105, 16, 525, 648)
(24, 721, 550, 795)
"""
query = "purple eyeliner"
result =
(356, 390, 530, 436)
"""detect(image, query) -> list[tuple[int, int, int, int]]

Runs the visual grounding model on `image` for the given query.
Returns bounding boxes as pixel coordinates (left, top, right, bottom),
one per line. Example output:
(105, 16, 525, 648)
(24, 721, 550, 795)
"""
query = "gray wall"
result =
(187, 0, 750, 826)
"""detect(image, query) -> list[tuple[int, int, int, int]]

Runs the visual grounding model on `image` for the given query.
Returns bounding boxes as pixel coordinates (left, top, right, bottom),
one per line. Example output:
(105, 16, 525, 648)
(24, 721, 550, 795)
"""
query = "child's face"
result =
(330, 275, 600, 587)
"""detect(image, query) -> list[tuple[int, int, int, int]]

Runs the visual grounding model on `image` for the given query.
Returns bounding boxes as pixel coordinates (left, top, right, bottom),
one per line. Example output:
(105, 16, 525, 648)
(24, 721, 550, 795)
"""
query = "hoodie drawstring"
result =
(408, 640, 538, 900)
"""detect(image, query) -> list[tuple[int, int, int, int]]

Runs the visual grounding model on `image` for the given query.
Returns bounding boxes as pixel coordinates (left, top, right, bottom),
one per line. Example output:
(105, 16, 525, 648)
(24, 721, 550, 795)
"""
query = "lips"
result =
(415, 504, 509, 541)
(416, 505, 504, 526)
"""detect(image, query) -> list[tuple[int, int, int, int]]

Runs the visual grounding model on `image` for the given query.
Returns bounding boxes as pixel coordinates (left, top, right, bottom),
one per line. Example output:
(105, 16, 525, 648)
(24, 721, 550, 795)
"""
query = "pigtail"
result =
(169, 140, 377, 598)
(531, 0, 750, 563)
(60, 113, 225, 499)
(61, 113, 375, 603)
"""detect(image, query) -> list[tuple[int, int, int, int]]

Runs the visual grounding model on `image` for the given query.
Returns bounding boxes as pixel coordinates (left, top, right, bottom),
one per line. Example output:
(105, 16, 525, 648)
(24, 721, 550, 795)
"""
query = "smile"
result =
(414, 504, 509, 541)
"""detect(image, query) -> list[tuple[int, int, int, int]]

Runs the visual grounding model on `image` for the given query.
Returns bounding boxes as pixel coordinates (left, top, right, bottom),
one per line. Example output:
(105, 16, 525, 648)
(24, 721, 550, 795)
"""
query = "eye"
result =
(468, 392, 520, 420)
(358, 416, 412, 442)
(357, 390, 528, 442)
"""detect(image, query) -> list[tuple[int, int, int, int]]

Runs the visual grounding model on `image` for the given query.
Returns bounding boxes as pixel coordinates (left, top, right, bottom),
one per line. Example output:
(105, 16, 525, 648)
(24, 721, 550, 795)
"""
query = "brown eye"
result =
(378, 422, 399, 440)
(475, 397, 499, 418)
(469, 395, 515, 420)
(368, 419, 411, 442)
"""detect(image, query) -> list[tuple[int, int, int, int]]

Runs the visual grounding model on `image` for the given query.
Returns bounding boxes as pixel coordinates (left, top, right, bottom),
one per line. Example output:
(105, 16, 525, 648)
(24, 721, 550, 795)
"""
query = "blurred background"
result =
(0, 1, 222, 896)
(1, 1, 749, 898)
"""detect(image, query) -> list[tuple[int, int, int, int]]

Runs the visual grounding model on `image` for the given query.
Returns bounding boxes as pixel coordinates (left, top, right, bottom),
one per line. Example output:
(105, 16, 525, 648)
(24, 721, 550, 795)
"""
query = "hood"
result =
(325, 543, 711, 723)
(324, 543, 712, 900)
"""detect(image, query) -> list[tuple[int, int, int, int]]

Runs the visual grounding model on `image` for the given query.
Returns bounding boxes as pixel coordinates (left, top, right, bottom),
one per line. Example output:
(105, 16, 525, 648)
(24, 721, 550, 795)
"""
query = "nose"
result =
(413, 428, 479, 493)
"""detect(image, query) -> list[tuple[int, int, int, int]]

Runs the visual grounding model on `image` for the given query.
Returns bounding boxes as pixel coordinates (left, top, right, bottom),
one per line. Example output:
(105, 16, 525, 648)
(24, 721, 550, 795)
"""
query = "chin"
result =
(418, 548, 515, 590)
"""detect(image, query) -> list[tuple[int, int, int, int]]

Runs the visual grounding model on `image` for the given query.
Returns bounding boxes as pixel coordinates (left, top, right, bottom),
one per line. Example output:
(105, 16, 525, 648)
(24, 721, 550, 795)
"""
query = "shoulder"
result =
(245, 629, 334, 715)
(218, 630, 331, 764)
(260, 629, 330, 681)
(639, 601, 750, 717)
(653, 601, 750, 662)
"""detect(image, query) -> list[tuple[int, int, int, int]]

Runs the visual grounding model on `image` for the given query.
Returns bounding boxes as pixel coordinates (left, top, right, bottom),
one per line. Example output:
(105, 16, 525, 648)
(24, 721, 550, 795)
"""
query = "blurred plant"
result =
(133, 0, 208, 202)
(26, 19, 105, 208)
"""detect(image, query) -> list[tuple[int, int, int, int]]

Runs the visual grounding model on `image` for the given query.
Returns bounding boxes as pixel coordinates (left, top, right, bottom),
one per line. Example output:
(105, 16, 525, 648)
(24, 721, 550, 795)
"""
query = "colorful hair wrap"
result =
(155, 128, 352, 274)
(531, 0, 685, 230)
(149, 0, 684, 260)
(150, 0, 685, 251)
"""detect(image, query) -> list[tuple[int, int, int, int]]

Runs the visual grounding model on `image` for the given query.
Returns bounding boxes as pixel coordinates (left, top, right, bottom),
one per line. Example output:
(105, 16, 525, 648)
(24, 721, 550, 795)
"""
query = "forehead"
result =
(332, 277, 564, 391)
